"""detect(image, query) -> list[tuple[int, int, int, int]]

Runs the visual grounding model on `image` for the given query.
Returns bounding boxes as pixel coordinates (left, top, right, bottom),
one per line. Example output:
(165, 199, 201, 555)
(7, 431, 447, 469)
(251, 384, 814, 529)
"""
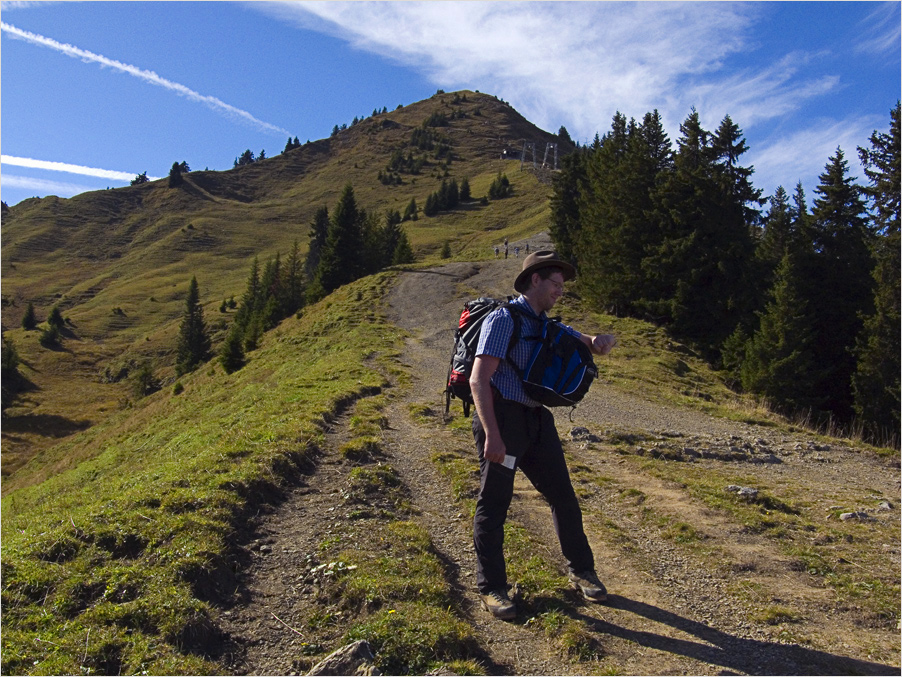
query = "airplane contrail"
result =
(1, 155, 159, 181)
(1, 22, 290, 136)
(1, 174, 100, 197)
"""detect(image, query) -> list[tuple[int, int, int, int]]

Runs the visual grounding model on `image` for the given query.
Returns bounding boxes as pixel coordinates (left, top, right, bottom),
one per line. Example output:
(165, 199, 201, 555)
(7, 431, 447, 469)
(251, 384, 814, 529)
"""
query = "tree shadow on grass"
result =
(577, 594, 897, 676)
(1, 412, 92, 438)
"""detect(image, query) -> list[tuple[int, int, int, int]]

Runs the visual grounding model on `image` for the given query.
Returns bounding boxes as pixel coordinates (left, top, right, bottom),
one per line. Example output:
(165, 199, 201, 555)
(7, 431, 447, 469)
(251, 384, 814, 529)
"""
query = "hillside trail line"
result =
(222, 234, 898, 675)
(384, 241, 897, 675)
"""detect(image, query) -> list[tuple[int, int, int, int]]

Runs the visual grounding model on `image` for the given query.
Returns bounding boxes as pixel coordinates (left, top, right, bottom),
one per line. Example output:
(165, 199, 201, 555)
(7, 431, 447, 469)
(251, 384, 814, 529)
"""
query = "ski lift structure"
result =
(519, 141, 558, 171)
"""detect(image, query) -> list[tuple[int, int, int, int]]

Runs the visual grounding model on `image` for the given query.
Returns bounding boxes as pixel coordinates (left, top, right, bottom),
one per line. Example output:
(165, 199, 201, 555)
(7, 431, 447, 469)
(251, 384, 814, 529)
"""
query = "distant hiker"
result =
(494, 246, 499, 258)
(504, 246, 509, 259)
(514, 246, 520, 258)
(525, 242, 530, 254)
(469, 251, 616, 621)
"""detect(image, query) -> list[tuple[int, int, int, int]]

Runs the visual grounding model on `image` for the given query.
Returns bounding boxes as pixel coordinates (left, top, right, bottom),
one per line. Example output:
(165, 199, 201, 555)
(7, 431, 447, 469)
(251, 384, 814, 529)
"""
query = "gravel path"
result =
(219, 244, 899, 675)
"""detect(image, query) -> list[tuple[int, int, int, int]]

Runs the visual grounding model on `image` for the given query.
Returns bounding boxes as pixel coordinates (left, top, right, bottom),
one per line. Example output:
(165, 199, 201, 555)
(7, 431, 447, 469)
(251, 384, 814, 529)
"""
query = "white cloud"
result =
(260, 0, 841, 143)
(748, 117, 876, 197)
(687, 52, 840, 131)
(1, 174, 99, 198)
(855, 2, 901, 55)
(1, 21, 290, 136)
(1, 155, 158, 181)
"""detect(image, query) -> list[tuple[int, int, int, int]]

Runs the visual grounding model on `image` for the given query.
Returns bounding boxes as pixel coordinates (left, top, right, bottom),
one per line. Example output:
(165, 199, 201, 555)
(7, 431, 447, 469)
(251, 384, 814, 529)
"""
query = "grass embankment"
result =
(1, 273, 405, 675)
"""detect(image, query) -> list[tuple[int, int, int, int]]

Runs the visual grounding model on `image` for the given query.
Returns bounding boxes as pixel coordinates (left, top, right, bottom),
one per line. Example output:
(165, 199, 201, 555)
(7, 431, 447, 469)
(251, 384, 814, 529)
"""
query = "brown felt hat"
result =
(514, 250, 576, 293)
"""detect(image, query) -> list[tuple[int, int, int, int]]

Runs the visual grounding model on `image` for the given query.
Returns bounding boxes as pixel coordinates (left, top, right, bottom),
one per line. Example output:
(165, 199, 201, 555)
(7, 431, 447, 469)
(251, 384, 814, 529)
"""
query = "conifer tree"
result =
(176, 276, 211, 375)
(283, 240, 305, 317)
(558, 125, 573, 145)
(381, 210, 404, 267)
(424, 193, 439, 217)
(392, 229, 415, 265)
(646, 109, 758, 357)
(741, 250, 821, 414)
(807, 148, 874, 420)
(168, 162, 183, 188)
(403, 197, 418, 221)
(220, 326, 245, 374)
(21, 302, 37, 330)
(47, 305, 65, 331)
(852, 102, 900, 438)
(460, 177, 471, 202)
(308, 184, 365, 302)
(304, 206, 330, 281)
(2, 337, 21, 409)
(549, 148, 588, 265)
(259, 255, 282, 330)
(755, 186, 794, 288)
(234, 256, 260, 331)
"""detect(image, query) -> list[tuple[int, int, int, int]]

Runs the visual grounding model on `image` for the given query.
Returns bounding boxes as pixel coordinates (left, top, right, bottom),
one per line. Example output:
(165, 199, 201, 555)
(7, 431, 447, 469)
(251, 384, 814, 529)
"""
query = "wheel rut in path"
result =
(385, 256, 899, 676)
(219, 251, 898, 675)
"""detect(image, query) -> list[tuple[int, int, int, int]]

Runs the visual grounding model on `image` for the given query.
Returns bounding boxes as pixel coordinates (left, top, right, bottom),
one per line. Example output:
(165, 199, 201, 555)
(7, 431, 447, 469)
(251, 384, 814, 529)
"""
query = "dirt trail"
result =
(221, 240, 899, 675)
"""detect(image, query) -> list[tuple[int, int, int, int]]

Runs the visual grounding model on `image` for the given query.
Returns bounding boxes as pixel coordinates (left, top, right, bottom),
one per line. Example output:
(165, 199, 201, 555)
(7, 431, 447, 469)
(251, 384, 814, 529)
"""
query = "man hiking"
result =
(469, 250, 616, 620)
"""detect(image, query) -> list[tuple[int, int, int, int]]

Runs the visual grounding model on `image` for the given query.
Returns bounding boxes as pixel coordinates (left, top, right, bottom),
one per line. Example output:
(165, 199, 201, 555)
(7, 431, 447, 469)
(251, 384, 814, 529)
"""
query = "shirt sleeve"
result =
(475, 308, 515, 358)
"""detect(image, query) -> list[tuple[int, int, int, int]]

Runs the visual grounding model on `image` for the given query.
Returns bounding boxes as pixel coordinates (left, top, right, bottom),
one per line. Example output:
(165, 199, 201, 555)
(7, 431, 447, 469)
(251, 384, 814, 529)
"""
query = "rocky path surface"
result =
(220, 237, 899, 675)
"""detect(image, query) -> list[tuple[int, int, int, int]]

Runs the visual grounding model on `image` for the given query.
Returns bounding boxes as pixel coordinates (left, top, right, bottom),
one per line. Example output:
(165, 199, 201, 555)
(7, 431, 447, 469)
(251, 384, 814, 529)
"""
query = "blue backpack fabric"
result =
(516, 314, 598, 408)
(445, 298, 597, 415)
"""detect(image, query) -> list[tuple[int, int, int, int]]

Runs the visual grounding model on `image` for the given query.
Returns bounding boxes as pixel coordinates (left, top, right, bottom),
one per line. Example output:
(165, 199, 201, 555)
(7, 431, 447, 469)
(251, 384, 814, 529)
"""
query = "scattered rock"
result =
(839, 511, 871, 522)
(307, 640, 380, 676)
(877, 500, 893, 511)
(570, 427, 601, 443)
(726, 485, 758, 500)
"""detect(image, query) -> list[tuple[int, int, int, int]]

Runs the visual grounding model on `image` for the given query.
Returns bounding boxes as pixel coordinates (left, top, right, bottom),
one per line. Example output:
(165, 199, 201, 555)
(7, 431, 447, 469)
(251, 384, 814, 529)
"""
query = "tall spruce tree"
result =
(807, 148, 874, 421)
(168, 162, 184, 188)
(21, 302, 37, 330)
(646, 109, 758, 357)
(283, 240, 305, 317)
(176, 276, 211, 375)
(234, 256, 260, 332)
(852, 102, 900, 439)
(304, 206, 330, 281)
(392, 229, 415, 265)
(308, 184, 365, 302)
(549, 147, 588, 265)
(741, 249, 821, 414)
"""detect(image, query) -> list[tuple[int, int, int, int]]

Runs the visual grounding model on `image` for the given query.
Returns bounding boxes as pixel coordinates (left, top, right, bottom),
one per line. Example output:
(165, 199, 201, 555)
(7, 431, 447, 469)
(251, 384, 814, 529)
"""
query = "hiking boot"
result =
(480, 589, 516, 620)
(569, 570, 607, 602)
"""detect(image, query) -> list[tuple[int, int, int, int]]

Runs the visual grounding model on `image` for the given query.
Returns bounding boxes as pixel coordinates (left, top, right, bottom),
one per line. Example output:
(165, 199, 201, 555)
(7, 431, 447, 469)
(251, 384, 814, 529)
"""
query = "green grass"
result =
(312, 518, 483, 675)
(632, 457, 899, 628)
(2, 90, 559, 481)
(1, 272, 404, 675)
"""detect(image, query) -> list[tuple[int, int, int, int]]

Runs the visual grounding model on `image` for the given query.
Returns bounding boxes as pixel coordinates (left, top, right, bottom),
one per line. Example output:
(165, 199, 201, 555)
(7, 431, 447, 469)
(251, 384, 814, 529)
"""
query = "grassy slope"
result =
(1, 273, 403, 674)
(5, 90, 895, 674)
(1, 89, 560, 482)
(1, 90, 571, 674)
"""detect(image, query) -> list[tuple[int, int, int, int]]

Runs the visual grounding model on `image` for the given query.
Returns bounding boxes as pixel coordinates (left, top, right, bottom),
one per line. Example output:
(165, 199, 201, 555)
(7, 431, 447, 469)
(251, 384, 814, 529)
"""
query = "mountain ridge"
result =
(1, 89, 564, 474)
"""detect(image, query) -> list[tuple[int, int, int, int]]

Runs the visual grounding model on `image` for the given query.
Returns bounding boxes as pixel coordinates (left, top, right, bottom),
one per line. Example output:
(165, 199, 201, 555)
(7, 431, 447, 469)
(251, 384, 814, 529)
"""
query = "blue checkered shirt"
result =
(475, 295, 582, 407)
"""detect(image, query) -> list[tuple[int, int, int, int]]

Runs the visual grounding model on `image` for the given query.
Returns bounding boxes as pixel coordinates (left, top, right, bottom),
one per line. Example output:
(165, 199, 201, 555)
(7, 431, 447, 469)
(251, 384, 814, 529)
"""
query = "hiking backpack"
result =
(518, 316, 598, 408)
(445, 297, 515, 417)
(444, 298, 598, 415)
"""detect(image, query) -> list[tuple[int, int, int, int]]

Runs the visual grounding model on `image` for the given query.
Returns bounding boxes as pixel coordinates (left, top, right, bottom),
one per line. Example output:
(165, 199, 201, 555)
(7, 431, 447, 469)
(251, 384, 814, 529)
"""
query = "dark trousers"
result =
(472, 397, 594, 594)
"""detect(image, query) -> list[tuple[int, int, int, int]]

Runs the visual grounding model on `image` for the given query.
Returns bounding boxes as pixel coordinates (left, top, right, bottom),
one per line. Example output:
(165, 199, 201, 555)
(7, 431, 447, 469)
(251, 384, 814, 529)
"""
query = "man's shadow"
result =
(579, 594, 897, 676)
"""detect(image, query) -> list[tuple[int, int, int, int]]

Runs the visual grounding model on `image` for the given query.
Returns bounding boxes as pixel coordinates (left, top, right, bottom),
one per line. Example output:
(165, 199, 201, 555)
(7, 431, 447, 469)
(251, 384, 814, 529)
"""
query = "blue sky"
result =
(2, 1, 899, 208)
